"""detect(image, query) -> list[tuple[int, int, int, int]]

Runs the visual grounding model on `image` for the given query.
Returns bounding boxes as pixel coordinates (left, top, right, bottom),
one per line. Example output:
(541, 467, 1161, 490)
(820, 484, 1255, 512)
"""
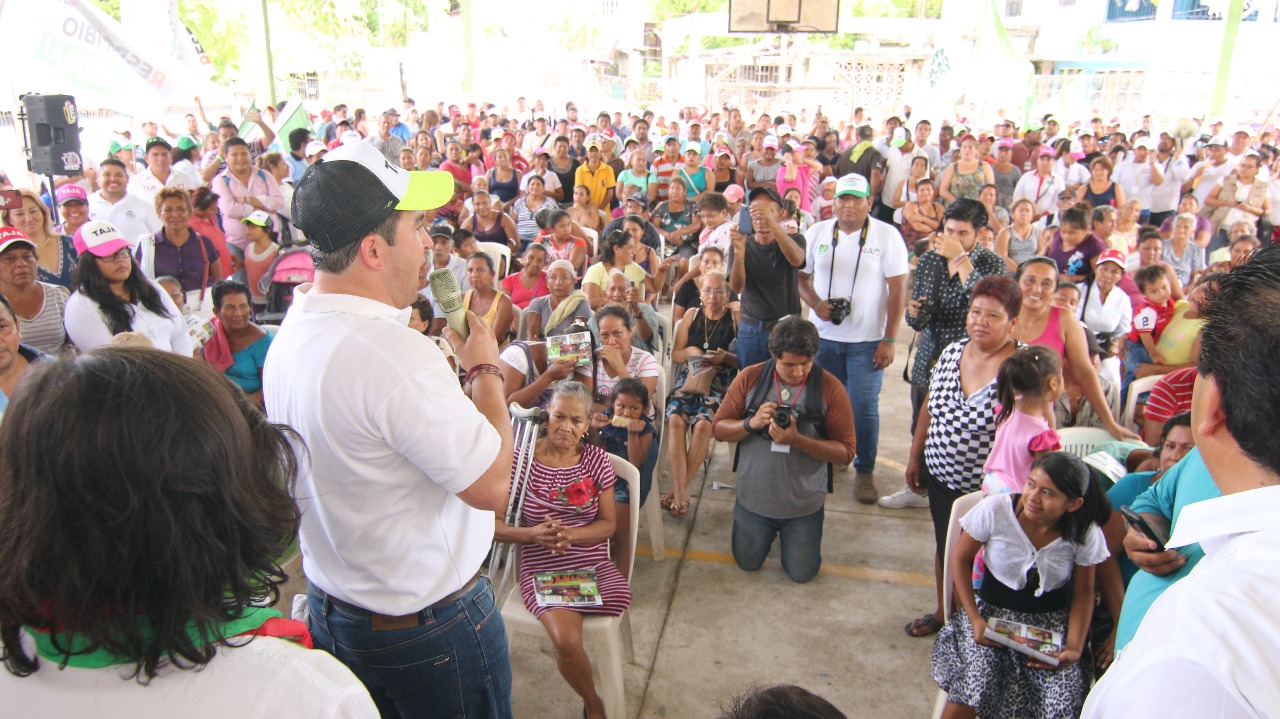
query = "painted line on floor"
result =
(879, 457, 907, 472)
(635, 546, 934, 587)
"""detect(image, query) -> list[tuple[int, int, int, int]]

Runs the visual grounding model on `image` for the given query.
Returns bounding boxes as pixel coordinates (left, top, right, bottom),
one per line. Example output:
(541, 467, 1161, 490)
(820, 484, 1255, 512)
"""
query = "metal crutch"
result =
(486, 402, 548, 601)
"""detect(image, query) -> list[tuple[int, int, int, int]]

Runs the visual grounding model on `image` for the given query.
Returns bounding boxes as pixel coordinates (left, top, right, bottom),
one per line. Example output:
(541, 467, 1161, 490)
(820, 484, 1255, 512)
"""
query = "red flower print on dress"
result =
(550, 476, 601, 512)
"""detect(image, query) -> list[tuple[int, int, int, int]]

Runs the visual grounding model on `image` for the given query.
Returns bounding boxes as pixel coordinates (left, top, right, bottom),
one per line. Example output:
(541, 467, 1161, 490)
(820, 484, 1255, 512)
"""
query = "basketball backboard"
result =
(729, 0, 840, 33)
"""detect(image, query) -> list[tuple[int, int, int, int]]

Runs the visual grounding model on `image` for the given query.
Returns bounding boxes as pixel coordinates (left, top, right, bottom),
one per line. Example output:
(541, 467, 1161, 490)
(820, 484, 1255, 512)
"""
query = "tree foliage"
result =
(179, 0, 247, 83)
(86, 0, 244, 83)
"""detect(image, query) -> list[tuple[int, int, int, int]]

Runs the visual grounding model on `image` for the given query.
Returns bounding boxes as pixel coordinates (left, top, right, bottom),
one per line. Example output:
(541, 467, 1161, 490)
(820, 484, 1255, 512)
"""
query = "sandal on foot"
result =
(669, 501, 690, 517)
(659, 493, 676, 511)
(905, 613, 943, 637)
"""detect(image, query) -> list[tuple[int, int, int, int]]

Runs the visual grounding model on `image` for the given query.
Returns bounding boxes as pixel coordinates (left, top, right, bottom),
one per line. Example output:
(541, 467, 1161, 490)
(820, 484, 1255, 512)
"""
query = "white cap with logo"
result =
(834, 174, 870, 198)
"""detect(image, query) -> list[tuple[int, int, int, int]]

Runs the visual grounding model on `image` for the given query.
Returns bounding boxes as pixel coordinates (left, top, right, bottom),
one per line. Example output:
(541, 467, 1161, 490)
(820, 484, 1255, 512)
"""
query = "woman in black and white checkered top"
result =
(903, 274, 1023, 639)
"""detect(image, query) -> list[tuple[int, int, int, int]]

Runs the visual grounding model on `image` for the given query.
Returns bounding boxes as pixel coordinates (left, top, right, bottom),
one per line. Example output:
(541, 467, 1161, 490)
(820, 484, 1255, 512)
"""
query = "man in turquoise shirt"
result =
(1113, 446, 1220, 653)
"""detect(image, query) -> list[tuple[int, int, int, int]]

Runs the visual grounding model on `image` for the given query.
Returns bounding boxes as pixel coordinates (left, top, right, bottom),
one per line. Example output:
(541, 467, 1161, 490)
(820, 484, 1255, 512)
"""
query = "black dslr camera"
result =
(828, 298, 851, 325)
(773, 405, 794, 429)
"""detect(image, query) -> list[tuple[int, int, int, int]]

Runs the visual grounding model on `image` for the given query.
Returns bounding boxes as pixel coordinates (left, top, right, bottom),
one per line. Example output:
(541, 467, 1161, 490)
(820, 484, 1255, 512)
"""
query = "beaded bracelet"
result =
(465, 363, 503, 384)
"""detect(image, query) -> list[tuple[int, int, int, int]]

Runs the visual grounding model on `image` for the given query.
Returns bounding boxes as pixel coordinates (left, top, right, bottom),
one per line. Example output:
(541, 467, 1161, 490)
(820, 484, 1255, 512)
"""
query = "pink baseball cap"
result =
(73, 220, 132, 257)
(1097, 249, 1127, 268)
(56, 184, 88, 205)
(995, 138, 1016, 150)
(723, 184, 745, 202)
(0, 226, 36, 255)
(763, 136, 780, 150)
(1037, 146, 1056, 157)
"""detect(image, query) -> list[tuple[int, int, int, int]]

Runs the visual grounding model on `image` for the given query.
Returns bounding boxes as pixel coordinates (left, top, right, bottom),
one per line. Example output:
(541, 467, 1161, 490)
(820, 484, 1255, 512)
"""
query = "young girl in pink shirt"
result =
(982, 347, 1064, 495)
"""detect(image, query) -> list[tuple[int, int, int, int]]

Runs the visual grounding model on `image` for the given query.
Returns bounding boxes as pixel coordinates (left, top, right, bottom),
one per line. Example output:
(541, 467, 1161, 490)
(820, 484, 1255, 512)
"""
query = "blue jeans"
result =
(614, 439, 657, 506)
(1121, 338, 1152, 405)
(307, 579, 513, 719)
(736, 320, 772, 369)
(731, 501, 825, 583)
(816, 338, 882, 474)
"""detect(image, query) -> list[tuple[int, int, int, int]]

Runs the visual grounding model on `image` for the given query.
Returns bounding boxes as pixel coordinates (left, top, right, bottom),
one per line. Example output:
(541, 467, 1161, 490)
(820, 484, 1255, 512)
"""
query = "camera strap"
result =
(827, 218, 870, 304)
(773, 368, 806, 409)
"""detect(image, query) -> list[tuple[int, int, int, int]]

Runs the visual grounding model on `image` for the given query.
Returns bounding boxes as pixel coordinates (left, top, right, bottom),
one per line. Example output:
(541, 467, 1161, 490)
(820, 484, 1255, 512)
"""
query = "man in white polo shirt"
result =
(264, 141, 515, 719)
(87, 158, 161, 245)
(799, 173, 908, 505)
(127, 136, 201, 205)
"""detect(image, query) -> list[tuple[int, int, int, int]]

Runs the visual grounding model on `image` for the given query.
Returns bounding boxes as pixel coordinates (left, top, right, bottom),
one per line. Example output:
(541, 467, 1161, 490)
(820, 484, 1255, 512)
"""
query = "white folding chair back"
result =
(475, 242, 512, 288)
(933, 490, 984, 718)
(646, 366, 668, 562)
(580, 227, 599, 259)
(1057, 427, 1116, 459)
(652, 312, 673, 369)
(430, 336, 459, 374)
(516, 306, 530, 341)
(1121, 374, 1166, 431)
(501, 455, 640, 719)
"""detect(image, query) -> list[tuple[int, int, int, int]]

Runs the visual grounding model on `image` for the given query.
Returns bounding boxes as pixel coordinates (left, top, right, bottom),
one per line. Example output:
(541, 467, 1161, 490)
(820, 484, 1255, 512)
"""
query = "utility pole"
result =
(261, 0, 277, 106)
(462, 0, 474, 94)
(1208, 0, 1243, 117)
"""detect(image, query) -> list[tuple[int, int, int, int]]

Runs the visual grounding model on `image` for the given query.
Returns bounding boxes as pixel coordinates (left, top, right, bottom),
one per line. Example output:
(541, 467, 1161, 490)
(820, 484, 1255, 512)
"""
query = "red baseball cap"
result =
(0, 226, 36, 255)
(1097, 249, 1127, 268)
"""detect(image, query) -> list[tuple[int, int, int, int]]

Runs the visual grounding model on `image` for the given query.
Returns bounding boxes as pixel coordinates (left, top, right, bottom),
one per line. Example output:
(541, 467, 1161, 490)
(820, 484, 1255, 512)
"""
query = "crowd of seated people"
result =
(2, 98, 1279, 718)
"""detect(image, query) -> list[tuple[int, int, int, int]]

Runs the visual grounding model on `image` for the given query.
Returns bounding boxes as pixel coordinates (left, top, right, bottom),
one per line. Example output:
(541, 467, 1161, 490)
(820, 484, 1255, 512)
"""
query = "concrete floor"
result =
(279, 319, 940, 719)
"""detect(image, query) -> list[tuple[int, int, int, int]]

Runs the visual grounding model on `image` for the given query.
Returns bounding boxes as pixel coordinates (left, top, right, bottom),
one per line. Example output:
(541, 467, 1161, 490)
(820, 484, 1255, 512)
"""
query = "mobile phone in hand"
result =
(1120, 505, 1168, 552)
(0, 190, 22, 211)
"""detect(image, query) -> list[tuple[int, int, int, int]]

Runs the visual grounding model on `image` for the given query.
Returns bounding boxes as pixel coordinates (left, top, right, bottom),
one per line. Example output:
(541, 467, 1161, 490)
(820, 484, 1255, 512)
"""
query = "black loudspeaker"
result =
(22, 94, 83, 176)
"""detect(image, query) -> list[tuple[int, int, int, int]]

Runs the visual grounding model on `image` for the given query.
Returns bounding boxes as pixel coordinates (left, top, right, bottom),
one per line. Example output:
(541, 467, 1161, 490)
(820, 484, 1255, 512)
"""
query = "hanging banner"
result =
(120, 0, 215, 79)
(0, 0, 202, 114)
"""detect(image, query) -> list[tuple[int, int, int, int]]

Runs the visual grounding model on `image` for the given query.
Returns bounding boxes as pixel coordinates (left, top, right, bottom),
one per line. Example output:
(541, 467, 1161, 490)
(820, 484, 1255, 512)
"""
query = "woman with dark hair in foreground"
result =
(0, 347, 376, 717)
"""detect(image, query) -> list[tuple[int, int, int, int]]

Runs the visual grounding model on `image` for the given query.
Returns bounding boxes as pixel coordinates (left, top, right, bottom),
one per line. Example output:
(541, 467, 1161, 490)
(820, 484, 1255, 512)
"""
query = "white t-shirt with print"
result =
(802, 217, 909, 344)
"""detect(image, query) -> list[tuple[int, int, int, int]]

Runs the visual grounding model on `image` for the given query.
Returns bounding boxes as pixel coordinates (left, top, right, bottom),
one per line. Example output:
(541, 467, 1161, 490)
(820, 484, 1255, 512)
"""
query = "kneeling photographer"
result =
(712, 317, 856, 583)
(799, 173, 909, 505)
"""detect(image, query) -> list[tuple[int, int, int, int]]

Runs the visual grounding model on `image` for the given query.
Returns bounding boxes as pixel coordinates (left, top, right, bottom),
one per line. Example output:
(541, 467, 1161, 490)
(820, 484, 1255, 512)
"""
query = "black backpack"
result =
(732, 359, 835, 492)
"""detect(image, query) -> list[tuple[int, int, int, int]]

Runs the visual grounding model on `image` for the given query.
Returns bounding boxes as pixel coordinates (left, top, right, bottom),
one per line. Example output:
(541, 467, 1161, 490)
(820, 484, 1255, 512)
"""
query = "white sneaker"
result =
(878, 487, 930, 509)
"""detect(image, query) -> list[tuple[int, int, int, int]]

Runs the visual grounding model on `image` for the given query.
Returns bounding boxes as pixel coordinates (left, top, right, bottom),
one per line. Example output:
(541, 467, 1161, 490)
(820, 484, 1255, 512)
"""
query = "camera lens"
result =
(774, 407, 792, 428)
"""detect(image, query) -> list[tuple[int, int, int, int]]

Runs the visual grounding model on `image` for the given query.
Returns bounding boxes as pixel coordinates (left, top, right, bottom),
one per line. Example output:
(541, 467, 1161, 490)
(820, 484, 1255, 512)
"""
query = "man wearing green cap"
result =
(800, 173, 908, 504)
(108, 138, 143, 176)
(265, 141, 516, 718)
(172, 135, 203, 182)
(881, 127, 927, 225)
(1011, 123, 1043, 174)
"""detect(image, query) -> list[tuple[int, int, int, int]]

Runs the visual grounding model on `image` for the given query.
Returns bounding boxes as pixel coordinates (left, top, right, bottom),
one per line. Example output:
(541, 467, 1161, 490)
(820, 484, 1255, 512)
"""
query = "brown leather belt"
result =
(315, 572, 484, 631)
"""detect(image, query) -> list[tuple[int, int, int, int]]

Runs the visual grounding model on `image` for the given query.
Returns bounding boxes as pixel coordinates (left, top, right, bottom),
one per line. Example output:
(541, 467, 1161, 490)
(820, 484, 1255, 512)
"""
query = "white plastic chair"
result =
(580, 227, 599, 259)
(475, 241, 512, 288)
(932, 490, 985, 719)
(516, 306, 530, 341)
(646, 366, 667, 562)
(652, 312, 673, 370)
(430, 336, 459, 374)
(501, 455, 641, 719)
(1057, 427, 1116, 459)
(1121, 373, 1166, 431)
